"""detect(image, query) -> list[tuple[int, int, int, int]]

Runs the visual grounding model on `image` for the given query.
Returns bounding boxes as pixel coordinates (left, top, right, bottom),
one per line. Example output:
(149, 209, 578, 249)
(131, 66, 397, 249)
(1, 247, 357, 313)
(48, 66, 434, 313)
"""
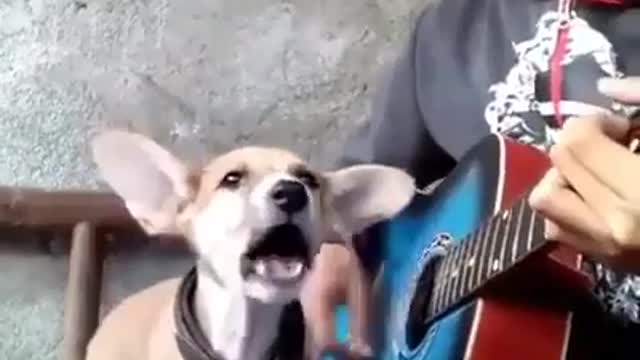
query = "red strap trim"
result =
(549, 0, 629, 127)
(550, 25, 570, 128)
(579, 0, 628, 5)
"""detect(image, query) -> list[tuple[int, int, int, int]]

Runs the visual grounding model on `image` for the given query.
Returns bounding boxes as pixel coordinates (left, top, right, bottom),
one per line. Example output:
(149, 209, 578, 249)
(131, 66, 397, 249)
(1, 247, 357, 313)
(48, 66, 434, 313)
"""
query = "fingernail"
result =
(597, 77, 618, 94)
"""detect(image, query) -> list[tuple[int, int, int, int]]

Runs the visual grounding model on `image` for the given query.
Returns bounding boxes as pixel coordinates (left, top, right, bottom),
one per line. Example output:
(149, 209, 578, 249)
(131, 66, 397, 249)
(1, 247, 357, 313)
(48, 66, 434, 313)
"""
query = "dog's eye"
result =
(220, 171, 244, 188)
(295, 170, 319, 189)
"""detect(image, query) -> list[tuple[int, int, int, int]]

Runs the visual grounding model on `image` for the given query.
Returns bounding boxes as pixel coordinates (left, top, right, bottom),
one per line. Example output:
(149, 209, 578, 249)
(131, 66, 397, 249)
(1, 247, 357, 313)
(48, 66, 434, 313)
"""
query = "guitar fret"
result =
(526, 208, 538, 251)
(426, 187, 555, 322)
(444, 241, 463, 309)
(428, 263, 444, 316)
(497, 209, 513, 271)
(431, 266, 444, 313)
(486, 213, 504, 278)
(510, 199, 526, 262)
(428, 289, 437, 316)
(475, 219, 493, 288)
(464, 227, 483, 292)
(435, 244, 455, 312)
(447, 246, 461, 308)
(453, 238, 473, 305)
(516, 200, 533, 260)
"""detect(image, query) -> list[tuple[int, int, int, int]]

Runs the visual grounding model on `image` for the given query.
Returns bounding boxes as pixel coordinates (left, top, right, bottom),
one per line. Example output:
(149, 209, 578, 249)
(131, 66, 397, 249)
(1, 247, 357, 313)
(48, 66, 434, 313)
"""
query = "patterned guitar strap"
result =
(552, 0, 640, 326)
(549, 0, 574, 129)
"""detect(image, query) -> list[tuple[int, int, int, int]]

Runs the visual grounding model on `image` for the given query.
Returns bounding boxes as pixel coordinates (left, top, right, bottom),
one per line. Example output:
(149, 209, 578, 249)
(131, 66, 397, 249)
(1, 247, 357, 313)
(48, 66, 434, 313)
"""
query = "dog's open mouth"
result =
(241, 224, 311, 284)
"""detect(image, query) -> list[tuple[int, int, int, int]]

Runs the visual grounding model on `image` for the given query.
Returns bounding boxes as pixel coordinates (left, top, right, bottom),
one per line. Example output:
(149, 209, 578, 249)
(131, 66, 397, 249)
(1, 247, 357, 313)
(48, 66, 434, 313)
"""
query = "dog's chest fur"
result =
(174, 268, 306, 360)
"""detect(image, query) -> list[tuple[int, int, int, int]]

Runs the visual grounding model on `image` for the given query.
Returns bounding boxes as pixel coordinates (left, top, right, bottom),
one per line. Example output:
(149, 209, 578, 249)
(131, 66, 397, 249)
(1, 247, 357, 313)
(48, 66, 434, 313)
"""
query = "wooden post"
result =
(0, 186, 134, 228)
(61, 222, 104, 360)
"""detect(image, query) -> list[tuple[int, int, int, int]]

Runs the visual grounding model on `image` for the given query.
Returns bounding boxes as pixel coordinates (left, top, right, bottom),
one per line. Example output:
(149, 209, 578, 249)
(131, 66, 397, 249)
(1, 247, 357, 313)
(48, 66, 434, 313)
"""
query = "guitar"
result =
(332, 133, 608, 359)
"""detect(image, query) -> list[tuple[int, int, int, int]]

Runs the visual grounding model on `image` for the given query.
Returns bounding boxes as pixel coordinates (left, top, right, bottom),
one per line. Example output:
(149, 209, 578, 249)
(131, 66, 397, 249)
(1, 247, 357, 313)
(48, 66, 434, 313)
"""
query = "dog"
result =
(85, 130, 416, 360)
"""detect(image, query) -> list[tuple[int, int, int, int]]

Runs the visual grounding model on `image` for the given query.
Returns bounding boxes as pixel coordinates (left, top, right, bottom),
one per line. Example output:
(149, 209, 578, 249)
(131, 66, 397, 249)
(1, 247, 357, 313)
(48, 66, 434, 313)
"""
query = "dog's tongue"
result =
(255, 258, 304, 280)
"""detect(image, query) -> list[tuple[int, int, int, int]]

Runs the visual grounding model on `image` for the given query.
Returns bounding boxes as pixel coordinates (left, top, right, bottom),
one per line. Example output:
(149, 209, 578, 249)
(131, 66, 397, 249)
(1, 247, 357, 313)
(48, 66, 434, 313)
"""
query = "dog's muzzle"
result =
(270, 179, 308, 215)
(240, 224, 311, 284)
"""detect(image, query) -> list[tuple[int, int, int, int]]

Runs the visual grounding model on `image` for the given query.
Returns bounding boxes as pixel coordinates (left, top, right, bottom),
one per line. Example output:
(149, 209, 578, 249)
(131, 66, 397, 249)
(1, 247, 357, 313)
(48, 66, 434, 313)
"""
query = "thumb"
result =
(301, 243, 352, 352)
(301, 277, 341, 352)
(346, 259, 374, 357)
(598, 77, 640, 104)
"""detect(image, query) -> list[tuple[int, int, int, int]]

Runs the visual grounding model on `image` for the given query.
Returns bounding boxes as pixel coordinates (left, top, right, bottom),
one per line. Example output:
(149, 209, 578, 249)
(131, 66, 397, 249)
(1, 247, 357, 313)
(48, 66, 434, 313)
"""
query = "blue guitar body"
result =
(333, 134, 596, 360)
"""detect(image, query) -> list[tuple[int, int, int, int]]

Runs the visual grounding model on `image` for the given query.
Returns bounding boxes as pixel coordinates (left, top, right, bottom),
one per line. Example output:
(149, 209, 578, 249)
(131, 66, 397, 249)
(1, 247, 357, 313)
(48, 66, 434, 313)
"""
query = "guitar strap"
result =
(550, 0, 640, 129)
(549, 0, 575, 128)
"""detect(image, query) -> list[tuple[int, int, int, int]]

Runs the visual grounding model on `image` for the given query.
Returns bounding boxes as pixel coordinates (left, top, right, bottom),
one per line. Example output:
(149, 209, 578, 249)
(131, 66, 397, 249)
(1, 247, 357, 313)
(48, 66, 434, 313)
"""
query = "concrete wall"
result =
(0, 0, 427, 358)
(1, 0, 424, 189)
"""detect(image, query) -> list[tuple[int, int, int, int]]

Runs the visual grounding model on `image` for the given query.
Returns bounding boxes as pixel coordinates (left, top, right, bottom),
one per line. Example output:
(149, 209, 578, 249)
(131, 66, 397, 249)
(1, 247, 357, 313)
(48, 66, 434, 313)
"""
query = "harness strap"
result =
(173, 267, 307, 360)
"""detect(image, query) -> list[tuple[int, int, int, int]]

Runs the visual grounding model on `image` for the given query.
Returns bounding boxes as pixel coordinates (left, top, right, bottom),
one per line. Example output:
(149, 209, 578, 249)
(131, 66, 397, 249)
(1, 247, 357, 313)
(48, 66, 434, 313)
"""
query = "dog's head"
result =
(91, 130, 415, 303)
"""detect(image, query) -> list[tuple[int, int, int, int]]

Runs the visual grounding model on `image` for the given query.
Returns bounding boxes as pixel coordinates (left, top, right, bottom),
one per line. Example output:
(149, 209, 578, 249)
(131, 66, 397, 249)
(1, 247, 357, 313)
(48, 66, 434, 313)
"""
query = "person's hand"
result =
(301, 242, 374, 359)
(529, 77, 640, 273)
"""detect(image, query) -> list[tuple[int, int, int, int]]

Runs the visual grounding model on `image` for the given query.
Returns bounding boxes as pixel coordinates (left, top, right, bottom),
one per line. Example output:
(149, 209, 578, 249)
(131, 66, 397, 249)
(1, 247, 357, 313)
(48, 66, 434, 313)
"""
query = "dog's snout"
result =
(270, 180, 308, 214)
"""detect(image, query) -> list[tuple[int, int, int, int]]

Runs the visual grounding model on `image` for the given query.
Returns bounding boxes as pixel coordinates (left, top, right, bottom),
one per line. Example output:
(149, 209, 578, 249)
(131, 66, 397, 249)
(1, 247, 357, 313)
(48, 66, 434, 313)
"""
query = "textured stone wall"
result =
(0, 234, 193, 360)
(1, 0, 424, 190)
(0, 0, 429, 358)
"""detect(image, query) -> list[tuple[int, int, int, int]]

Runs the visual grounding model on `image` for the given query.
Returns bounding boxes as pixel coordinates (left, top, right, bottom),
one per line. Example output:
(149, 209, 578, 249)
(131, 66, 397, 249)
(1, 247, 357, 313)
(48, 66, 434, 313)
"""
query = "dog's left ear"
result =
(324, 164, 415, 235)
(91, 130, 196, 235)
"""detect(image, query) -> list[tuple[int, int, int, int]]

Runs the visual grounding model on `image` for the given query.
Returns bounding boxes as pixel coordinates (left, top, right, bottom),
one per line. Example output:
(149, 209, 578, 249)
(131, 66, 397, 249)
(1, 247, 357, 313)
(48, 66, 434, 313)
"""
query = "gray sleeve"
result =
(338, 14, 455, 276)
(336, 17, 453, 189)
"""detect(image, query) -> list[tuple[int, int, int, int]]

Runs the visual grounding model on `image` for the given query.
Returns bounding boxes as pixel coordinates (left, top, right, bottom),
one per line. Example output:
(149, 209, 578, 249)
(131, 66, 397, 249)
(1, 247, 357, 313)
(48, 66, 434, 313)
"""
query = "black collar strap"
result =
(173, 267, 306, 360)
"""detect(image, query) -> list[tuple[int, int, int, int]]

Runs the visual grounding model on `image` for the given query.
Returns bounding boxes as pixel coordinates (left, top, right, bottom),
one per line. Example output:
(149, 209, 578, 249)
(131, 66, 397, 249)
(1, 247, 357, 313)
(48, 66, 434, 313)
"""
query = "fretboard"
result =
(426, 191, 547, 319)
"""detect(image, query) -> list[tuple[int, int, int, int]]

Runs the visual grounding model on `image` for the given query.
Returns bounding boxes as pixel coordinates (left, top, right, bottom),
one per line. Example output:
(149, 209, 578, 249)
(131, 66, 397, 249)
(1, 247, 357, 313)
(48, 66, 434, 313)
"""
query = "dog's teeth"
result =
(255, 258, 304, 280)
(284, 260, 304, 275)
(272, 260, 299, 279)
(255, 260, 268, 276)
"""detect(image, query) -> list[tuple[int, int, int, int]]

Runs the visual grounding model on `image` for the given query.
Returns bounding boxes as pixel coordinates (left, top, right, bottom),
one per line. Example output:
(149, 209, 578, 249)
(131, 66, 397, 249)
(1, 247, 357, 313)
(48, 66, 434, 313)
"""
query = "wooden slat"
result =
(0, 186, 135, 228)
(61, 222, 104, 360)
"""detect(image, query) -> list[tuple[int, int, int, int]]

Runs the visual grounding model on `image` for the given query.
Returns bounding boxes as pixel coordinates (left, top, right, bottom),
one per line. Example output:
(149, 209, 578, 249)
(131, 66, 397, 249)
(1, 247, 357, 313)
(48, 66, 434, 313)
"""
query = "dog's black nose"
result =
(270, 180, 308, 214)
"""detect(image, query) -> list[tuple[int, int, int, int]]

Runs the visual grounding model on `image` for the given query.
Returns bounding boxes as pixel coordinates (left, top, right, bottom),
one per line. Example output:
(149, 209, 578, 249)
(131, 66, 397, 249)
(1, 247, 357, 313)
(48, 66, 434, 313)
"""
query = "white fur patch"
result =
(192, 171, 320, 303)
(192, 190, 251, 287)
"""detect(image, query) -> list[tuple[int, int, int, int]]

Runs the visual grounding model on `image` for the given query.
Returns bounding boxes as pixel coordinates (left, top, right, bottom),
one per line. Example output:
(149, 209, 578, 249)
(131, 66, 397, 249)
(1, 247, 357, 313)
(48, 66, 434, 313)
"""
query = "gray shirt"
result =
(339, 0, 640, 345)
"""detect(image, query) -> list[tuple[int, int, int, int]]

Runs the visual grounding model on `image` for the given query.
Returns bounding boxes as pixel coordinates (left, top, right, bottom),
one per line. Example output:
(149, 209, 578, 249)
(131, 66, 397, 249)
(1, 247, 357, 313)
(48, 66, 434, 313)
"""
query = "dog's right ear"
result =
(324, 165, 416, 236)
(91, 130, 197, 235)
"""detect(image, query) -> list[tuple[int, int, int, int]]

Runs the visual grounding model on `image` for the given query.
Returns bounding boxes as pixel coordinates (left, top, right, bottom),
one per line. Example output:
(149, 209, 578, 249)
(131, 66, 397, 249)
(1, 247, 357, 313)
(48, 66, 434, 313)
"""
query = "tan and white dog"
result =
(85, 130, 415, 360)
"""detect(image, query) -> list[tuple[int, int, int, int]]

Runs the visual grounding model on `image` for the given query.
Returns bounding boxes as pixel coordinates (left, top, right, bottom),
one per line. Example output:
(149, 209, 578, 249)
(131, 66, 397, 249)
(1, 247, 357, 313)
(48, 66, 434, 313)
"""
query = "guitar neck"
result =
(426, 190, 548, 320)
